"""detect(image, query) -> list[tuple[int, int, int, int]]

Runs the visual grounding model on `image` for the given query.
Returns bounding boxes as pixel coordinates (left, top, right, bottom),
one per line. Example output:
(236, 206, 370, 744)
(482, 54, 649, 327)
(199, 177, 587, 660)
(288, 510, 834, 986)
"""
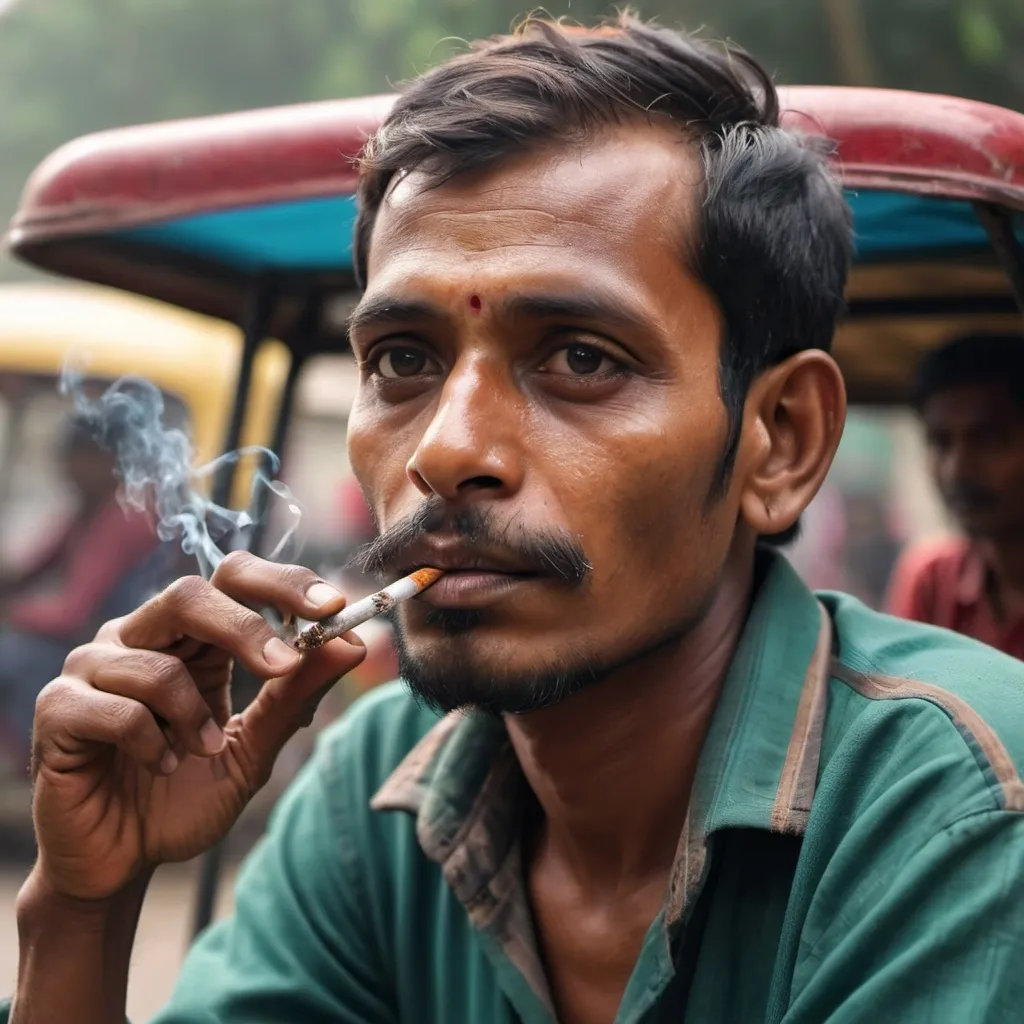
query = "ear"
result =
(737, 350, 846, 538)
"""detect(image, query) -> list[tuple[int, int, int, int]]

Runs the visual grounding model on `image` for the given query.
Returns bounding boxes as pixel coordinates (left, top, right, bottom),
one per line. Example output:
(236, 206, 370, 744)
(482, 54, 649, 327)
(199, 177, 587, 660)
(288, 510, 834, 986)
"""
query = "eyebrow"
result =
(345, 297, 447, 336)
(346, 290, 652, 337)
(499, 293, 651, 333)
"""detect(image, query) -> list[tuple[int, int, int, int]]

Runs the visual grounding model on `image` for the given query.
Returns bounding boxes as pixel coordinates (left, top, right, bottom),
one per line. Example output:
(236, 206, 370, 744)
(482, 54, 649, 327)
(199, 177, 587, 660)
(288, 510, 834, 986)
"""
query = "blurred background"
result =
(0, 0, 1021, 1016)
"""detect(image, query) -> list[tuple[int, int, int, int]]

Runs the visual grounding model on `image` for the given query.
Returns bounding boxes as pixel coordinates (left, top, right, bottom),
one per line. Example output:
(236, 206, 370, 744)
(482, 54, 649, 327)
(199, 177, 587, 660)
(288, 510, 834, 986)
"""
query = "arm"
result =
(7, 717, 389, 1024)
(783, 810, 1024, 1022)
(150, 733, 396, 1023)
(8, 873, 146, 1024)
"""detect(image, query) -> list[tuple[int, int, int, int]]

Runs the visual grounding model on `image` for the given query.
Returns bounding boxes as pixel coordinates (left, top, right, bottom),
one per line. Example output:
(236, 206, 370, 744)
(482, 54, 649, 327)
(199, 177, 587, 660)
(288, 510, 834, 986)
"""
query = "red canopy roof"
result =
(10, 86, 1024, 254)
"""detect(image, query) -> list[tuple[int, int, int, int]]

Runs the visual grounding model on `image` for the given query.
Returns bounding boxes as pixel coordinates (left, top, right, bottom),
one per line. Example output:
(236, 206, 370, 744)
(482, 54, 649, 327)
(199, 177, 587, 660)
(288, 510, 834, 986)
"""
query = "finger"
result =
(34, 677, 178, 778)
(94, 616, 127, 645)
(211, 551, 347, 621)
(119, 575, 302, 679)
(238, 635, 367, 768)
(64, 643, 226, 758)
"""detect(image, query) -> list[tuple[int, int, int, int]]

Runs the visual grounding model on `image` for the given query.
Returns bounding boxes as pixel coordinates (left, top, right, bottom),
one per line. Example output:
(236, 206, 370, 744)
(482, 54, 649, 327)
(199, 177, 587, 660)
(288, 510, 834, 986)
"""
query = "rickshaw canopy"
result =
(6, 87, 1024, 403)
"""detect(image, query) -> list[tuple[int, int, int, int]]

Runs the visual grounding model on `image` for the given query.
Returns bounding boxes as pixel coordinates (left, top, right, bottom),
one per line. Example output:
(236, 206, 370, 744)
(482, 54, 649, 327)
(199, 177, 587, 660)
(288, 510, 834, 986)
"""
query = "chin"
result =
(392, 621, 607, 716)
(957, 514, 997, 539)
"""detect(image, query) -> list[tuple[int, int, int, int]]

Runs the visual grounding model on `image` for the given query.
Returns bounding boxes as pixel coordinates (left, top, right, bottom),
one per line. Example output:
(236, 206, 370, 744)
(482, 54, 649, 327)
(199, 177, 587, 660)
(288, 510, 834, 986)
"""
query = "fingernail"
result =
(306, 582, 343, 609)
(160, 751, 179, 775)
(200, 718, 224, 755)
(264, 636, 300, 673)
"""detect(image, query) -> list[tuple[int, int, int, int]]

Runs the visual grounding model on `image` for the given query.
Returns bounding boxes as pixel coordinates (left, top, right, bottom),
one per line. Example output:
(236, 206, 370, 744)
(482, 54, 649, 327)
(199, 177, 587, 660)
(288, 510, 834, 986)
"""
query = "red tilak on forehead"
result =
(469, 294, 482, 312)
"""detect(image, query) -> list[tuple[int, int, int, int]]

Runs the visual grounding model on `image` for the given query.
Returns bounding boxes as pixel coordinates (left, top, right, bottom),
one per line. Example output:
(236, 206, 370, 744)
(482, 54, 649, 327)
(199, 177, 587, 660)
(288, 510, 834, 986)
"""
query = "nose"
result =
(406, 356, 525, 501)
(936, 438, 967, 493)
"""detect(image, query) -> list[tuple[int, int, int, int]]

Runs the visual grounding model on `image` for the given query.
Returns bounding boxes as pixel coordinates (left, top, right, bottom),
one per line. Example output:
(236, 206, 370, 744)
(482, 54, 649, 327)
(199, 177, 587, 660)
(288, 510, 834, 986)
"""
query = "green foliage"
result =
(1, 0, 1022, 281)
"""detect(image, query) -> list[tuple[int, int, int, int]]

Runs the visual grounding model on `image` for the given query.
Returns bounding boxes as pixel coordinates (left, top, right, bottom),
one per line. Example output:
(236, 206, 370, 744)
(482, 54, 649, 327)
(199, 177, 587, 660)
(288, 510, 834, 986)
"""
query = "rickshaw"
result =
(5, 85, 1024, 943)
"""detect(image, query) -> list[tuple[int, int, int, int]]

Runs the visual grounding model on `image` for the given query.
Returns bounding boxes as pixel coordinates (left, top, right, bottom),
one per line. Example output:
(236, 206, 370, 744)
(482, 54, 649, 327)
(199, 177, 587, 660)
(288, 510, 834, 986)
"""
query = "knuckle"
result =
(34, 677, 78, 724)
(142, 654, 204, 718)
(61, 642, 98, 676)
(274, 562, 320, 594)
(211, 549, 258, 587)
(112, 699, 153, 738)
(140, 650, 187, 690)
(94, 616, 126, 644)
(162, 574, 209, 608)
(231, 605, 275, 644)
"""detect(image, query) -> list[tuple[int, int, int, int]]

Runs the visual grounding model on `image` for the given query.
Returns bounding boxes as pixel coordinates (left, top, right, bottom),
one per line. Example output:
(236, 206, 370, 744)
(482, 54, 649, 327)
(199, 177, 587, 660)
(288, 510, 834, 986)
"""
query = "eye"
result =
(541, 343, 619, 377)
(373, 346, 436, 379)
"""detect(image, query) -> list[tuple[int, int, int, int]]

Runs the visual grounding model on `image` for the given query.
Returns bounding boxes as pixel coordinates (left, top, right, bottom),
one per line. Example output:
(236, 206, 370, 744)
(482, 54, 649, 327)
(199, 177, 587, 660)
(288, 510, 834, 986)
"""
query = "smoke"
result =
(60, 369, 303, 579)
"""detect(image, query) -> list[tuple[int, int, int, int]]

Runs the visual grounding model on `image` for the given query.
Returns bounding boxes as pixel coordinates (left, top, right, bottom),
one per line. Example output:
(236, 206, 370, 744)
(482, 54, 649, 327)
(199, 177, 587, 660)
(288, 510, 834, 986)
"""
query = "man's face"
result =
(346, 125, 747, 713)
(63, 444, 116, 502)
(923, 381, 1024, 539)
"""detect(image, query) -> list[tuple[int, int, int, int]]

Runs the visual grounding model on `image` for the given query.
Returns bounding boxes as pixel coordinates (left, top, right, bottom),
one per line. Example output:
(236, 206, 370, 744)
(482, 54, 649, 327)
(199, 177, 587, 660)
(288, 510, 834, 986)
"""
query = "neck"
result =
(506, 543, 756, 890)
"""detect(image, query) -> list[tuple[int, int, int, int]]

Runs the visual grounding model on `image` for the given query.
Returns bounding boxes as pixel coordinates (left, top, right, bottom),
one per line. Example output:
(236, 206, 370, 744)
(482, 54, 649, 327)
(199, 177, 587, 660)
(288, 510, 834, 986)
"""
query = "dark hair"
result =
(58, 412, 108, 455)
(915, 333, 1024, 410)
(354, 12, 853, 544)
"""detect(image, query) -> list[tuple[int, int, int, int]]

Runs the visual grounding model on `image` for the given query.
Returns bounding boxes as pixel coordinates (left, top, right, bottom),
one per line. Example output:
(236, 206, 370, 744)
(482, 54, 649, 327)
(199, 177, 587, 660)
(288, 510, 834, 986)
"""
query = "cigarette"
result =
(290, 567, 444, 652)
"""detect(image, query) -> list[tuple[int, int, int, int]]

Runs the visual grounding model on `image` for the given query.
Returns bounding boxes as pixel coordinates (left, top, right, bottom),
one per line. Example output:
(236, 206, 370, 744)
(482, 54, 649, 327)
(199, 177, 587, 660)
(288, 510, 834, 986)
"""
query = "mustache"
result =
(945, 482, 996, 508)
(351, 496, 592, 586)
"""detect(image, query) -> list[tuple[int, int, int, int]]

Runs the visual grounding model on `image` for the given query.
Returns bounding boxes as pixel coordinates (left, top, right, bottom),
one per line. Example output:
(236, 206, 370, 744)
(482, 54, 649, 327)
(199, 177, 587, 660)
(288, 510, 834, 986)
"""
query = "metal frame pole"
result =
(189, 282, 275, 942)
(243, 292, 319, 553)
(973, 202, 1024, 317)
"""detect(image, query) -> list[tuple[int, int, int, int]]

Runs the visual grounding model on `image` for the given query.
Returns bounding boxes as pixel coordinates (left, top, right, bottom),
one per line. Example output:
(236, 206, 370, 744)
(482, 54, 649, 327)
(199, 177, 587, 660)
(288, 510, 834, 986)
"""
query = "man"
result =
(888, 333, 1024, 658)
(0, 413, 158, 765)
(8, 16, 1024, 1024)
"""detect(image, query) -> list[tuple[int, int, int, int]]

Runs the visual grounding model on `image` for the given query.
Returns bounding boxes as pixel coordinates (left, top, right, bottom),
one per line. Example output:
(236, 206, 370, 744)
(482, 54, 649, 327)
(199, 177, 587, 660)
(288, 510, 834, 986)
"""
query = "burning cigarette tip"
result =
(409, 566, 445, 588)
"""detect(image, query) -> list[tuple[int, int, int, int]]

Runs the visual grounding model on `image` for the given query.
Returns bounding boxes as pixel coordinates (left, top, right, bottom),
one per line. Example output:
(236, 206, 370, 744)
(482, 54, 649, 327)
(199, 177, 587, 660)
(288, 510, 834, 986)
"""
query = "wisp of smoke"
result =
(60, 369, 303, 579)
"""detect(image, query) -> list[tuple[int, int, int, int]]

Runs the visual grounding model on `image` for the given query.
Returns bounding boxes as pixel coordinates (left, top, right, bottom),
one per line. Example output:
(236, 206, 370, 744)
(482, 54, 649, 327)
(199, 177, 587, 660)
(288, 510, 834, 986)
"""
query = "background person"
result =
(887, 334, 1024, 657)
(0, 414, 158, 766)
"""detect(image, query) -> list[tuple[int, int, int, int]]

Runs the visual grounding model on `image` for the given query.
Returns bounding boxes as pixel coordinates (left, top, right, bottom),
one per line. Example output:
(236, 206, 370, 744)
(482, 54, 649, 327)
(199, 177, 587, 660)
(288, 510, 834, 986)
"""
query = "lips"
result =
(421, 569, 538, 608)
(392, 539, 542, 609)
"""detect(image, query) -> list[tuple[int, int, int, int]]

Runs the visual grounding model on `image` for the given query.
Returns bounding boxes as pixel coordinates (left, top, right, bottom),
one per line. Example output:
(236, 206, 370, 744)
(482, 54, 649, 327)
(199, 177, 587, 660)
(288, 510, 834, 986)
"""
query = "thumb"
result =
(236, 635, 367, 771)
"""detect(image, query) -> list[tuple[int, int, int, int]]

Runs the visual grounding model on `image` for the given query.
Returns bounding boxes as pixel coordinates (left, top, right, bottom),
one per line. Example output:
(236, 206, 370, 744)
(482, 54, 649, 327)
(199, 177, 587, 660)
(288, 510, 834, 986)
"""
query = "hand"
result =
(28, 552, 366, 902)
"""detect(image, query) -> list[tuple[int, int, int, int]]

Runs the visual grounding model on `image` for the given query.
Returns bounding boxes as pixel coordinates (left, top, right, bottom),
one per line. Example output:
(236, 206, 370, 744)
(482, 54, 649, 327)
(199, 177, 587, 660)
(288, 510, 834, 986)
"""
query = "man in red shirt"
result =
(887, 334, 1024, 657)
(0, 415, 160, 765)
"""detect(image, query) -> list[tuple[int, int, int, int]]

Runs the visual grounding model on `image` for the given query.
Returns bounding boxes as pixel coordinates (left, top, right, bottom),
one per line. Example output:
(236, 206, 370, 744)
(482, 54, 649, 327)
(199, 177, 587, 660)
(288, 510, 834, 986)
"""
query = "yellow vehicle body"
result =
(0, 282, 290, 502)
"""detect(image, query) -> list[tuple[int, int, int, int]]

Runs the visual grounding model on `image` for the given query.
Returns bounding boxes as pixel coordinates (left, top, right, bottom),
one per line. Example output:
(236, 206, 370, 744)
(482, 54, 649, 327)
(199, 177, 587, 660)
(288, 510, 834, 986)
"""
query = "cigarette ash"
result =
(60, 369, 304, 580)
(292, 622, 328, 653)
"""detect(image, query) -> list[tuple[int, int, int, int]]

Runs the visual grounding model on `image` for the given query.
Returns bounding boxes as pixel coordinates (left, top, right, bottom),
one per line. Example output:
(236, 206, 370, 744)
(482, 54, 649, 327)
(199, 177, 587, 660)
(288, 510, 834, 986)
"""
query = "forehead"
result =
(365, 123, 702, 297)
(924, 381, 1024, 426)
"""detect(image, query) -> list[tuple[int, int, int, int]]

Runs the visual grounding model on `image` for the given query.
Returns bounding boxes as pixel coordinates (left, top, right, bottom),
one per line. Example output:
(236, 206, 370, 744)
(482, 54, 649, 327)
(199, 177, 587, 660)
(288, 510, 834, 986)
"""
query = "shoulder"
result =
(313, 680, 444, 798)
(889, 535, 968, 591)
(885, 535, 970, 620)
(820, 592, 1024, 819)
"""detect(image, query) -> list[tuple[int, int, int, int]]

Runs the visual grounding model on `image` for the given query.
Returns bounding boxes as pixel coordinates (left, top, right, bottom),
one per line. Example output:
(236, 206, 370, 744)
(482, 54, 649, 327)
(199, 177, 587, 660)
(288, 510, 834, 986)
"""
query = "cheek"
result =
(346, 398, 410, 515)
(994, 450, 1024, 491)
(542, 390, 729, 585)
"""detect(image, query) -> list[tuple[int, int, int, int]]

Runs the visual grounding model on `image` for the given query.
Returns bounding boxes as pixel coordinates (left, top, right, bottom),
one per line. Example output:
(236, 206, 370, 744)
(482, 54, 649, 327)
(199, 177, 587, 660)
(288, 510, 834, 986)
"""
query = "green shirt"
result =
(9, 551, 1024, 1022)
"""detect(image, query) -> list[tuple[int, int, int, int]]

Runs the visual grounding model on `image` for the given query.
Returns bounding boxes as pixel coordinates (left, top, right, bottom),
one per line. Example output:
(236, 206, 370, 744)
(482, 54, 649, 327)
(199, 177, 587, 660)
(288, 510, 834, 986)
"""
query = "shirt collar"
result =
(370, 551, 832, 1013)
